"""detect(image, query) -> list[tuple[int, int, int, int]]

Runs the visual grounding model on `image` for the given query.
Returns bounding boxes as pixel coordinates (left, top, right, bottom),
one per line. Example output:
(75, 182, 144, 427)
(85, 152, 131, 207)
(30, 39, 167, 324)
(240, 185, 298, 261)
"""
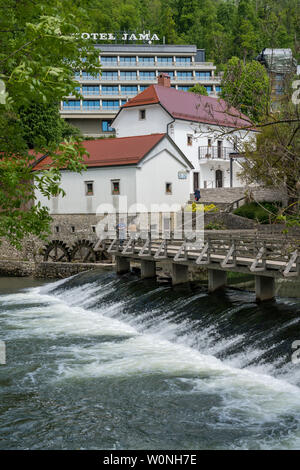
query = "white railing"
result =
(177, 76, 193, 81)
(81, 91, 100, 96)
(101, 90, 120, 95)
(120, 76, 138, 81)
(76, 74, 222, 84)
(62, 106, 81, 111)
(119, 61, 137, 66)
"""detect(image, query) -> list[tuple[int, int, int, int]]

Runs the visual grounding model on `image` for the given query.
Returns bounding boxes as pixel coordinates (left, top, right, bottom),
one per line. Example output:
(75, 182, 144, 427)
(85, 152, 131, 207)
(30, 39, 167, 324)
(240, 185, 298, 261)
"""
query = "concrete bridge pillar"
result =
(208, 269, 227, 292)
(141, 260, 156, 279)
(171, 263, 189, 285)
(115, 256, 130, 274)
(255, 275, 275, 302)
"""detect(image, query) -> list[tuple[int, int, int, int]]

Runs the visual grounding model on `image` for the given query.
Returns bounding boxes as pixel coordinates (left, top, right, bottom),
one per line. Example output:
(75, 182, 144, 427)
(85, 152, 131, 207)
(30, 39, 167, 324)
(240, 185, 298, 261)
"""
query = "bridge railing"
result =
(96, 231, 300, 279)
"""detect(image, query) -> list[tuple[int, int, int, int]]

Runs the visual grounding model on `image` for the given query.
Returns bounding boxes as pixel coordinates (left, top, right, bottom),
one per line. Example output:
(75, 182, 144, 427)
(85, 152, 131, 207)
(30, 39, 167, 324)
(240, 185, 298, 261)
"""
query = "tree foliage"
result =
(18, 102, 82, 149)
(188, 84, 208, 96)
(220, 57, 270, 122)
(240, 99, 300, 213)
(0, 0, 99, 247)
(77, 0, 299, 64)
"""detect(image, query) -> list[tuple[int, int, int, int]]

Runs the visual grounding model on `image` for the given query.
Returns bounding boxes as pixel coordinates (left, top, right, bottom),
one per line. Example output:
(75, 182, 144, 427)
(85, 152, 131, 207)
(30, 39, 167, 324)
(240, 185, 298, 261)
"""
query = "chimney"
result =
(157, 72, 171, 87)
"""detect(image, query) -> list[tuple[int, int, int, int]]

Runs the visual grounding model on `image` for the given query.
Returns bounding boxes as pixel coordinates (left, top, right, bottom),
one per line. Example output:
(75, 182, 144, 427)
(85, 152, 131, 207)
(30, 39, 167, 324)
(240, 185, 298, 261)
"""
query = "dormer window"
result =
(139, 109, 146, 120)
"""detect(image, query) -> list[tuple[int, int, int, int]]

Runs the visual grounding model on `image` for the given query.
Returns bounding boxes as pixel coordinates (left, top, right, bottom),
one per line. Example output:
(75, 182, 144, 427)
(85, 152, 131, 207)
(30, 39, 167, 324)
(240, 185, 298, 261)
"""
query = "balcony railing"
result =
(61, 105, 121, 112)
(198, 146, 233, 160)
(75, 74, 222, 84)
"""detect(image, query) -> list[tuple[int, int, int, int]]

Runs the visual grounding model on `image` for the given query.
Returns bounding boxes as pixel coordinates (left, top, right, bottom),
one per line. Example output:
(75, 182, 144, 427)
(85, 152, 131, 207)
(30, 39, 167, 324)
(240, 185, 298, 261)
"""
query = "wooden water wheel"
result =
(43, 240, 71, 262)
(70, 239, 98, 263)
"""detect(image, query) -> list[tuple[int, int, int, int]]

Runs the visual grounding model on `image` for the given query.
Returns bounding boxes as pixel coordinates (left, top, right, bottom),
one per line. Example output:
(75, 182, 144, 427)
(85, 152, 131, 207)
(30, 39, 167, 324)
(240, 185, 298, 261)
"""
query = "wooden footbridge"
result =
(97, 231, 300, 301)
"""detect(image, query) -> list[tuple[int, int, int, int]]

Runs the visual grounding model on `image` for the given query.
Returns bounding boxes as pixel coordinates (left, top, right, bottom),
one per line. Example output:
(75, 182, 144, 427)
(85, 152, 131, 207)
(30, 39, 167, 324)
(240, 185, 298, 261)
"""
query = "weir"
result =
(105, 231, 300, 302)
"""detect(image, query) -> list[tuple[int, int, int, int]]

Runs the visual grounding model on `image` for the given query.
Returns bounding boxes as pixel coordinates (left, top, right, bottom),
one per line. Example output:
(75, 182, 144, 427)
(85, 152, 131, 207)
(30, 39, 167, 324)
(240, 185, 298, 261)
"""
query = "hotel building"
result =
(61, 44, 222, 138)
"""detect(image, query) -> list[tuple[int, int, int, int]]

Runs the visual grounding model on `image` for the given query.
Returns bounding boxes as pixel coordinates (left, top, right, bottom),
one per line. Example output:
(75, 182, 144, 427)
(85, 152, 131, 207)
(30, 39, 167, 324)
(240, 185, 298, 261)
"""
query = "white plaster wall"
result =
(35, 166, 137, 214)
(170, 120, 256, 190)
(199, 160, 244, 189)
(113, 104, 171, 138)
(114, 103, 256, 191)
(136, 146, 191, 211)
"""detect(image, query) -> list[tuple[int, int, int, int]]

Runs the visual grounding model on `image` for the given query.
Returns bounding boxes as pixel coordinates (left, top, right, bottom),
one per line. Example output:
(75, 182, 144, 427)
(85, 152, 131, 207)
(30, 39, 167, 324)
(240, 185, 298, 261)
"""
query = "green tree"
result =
(160, 6, 179, 44)
(18, 102, 82, 149)
(240, 110, 300, 212)
(221, 57, 270, 122)
(188, 84, 208, 96)
(0, 0, 99, 247)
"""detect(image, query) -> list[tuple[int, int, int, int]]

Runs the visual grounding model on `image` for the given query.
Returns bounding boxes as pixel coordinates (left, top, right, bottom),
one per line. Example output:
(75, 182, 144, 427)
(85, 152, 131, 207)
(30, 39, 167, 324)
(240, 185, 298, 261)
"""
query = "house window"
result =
(177, 71, 193, 80)
(139, 109, 146, 120)
(217, 140, 223, 158)
(165, 182, 172, 194)
(102, 120, 114, 132)
(85, 181, 94, 196)
(82, 86, 100, 96)
(91, 226, 96, 233)
(157, 57, 173, 64)
(71, 226, 75, 233)
(187, 135, 193, 146)
(120, 71, 137, 80)
(163, 217, 170, 230)
(176, 57, 191, 64)
(101, 85, 119, 95)
(208, 138, 212, 147)
(121, 85, 138, 95)
(139, 71, 156, 79)
(82, 100, 100, 109)
(55, 226, 59, 233)
(111, 180, 120, 195)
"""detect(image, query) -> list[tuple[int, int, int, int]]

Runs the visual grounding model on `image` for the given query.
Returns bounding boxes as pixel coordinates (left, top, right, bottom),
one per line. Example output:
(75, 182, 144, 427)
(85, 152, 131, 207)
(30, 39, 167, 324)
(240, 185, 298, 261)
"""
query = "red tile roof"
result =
(122, 85, 253, 129)
(32, 134, 166, 170)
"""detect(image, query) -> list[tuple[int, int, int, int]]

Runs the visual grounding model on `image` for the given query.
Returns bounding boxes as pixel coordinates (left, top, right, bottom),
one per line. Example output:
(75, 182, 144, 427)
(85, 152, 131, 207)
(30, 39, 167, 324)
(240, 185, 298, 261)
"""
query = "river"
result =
(0, 269, 300, 450)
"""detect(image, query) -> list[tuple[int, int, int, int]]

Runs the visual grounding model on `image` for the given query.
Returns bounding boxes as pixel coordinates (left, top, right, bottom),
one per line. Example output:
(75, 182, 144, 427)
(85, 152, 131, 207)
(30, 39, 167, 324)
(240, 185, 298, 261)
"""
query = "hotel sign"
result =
(80, 31, 160, 43)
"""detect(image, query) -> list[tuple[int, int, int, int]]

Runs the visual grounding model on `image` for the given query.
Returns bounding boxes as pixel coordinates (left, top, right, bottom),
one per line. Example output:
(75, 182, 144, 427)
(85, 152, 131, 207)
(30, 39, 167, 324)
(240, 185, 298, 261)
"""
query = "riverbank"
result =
(0, 260, 114, 279)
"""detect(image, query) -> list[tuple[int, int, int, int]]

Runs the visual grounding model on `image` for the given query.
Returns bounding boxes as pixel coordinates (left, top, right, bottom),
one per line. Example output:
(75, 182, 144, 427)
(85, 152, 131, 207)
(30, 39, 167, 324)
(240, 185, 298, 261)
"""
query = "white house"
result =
(33, 133, 193, 215)
(112, 73, 257, 192)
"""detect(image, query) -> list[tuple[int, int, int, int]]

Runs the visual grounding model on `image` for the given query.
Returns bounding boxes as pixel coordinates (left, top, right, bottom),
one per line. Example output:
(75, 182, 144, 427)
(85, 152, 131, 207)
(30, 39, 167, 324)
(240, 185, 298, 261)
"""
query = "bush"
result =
(233, 201, 280, 224)
(185, 203, 218, 213)
(205, 222, 225, 230)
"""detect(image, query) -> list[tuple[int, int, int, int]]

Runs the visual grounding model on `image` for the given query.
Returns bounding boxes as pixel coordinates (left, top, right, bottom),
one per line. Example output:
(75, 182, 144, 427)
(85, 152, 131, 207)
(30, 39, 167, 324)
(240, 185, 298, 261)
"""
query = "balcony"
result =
(198, 146, 233, 161)
(175, 62, 192, 67)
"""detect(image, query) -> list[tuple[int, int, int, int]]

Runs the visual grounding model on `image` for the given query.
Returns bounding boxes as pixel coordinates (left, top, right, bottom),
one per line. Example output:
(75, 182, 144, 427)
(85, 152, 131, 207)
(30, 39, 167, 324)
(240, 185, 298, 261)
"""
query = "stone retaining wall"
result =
(0, 260, 36, 277)
(205, 212, 257, 230)
(191, 186, 287, 205)
(0, 259, 113, 279)
(35, 261, 112, 279)
(0, 214, 101, 263)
